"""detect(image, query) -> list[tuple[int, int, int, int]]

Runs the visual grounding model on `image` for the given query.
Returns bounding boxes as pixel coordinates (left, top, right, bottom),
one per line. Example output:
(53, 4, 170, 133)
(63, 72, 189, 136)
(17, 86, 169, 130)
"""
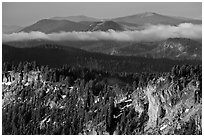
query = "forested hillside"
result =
(2, 44, 201, 73)
(2, 62, 202, 135)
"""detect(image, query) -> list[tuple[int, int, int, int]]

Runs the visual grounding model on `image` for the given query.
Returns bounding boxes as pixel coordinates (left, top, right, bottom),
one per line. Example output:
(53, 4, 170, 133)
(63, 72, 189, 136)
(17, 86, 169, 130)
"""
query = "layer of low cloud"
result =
(2, 23, 202, 42)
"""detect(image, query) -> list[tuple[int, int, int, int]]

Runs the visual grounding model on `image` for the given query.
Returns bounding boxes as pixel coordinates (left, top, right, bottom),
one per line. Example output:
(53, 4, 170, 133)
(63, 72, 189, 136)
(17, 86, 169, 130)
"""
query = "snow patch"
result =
(185, 108, 189, 113)
(160, 124, 167, 130)
(62, 95, 66, 99)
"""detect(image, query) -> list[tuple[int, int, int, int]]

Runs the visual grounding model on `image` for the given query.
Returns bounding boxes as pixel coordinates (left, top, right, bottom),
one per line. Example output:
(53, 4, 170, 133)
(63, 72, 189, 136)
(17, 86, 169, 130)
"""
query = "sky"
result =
(2, 2, 202, 26)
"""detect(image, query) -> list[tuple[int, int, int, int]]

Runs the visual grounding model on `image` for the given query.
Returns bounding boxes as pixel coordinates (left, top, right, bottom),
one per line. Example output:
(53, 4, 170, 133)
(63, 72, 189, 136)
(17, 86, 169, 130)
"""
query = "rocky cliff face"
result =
(82, 73, 201, 135)
(144, 85, 160, 130)
(130, 75, 202, 134)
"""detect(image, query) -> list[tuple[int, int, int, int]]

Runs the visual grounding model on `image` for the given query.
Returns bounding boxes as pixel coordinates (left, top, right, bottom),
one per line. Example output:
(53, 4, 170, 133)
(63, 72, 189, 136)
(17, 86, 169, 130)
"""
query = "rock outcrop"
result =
(130, 76, 202, 134)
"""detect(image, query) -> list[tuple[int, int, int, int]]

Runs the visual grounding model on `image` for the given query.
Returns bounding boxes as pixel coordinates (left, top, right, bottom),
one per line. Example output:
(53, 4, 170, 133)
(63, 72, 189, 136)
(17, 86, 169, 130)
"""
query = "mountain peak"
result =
(20, 19, 87, 33)
(50, 15, 100, 22)
(113, 12, 202, 26)
(138, 12, 157, 17)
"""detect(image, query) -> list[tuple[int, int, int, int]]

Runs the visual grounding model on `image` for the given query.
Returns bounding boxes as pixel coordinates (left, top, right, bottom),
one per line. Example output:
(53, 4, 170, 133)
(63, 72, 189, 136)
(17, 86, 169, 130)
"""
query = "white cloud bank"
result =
(2, 23, 202, 42)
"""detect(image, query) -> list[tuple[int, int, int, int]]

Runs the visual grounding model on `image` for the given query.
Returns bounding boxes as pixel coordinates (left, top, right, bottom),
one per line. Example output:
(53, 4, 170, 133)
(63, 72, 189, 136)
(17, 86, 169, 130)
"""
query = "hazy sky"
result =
(2, 2, 202, 26)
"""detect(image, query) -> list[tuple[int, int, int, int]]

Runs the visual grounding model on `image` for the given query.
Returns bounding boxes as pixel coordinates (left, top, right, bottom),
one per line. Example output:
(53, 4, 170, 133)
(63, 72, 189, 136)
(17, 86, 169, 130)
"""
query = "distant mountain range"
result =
(16, 12, 201, 33)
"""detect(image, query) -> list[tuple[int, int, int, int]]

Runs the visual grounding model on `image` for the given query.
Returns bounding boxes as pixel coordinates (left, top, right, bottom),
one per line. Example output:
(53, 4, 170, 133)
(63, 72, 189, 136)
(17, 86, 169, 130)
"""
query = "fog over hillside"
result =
(3, 23, 201, 43)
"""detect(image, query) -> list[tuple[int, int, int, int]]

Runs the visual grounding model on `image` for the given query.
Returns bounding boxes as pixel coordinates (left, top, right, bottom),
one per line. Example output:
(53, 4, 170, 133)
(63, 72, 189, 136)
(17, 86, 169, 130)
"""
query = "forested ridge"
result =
(2, 61, 202, 135)
(2, 44, 201, 73)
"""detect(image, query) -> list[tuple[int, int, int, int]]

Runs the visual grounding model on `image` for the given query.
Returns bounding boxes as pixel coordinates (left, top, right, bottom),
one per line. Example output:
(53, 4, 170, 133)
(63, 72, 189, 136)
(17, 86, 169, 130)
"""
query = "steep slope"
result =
(87, 21, 124, 31)
(145, 38, 202, 60)
(130, 69, 202, 135)
(51, 15, 100, 22)
(20, 19, 88, 33)
(113, 12, 202, 25)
